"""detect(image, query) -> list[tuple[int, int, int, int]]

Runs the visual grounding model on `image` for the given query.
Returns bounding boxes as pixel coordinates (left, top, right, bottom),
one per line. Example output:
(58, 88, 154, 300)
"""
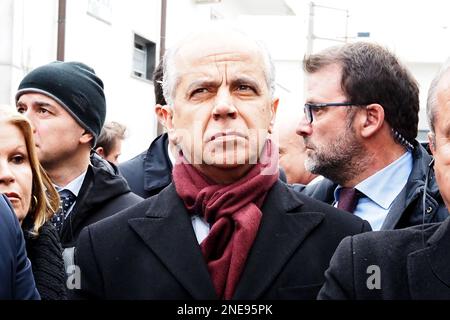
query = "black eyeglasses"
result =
(303, 102, 363, 124)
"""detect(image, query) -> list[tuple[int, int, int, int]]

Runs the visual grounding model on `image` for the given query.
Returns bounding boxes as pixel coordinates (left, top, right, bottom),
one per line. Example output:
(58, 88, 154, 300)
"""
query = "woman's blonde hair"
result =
(0, 106, 59, 234)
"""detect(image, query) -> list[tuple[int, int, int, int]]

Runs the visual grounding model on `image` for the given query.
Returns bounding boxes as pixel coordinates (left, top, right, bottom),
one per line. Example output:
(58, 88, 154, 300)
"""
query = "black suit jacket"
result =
(71, 181, 371, 300)
(318, 217, 450, 299)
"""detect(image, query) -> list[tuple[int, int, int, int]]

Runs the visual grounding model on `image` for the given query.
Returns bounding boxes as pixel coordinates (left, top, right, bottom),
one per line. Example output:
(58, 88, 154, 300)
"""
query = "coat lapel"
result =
(380, 186, 407, 230)
(233, 182, 325, 299)
(407, 218, 450, 299)
(128, 184, 217, 300)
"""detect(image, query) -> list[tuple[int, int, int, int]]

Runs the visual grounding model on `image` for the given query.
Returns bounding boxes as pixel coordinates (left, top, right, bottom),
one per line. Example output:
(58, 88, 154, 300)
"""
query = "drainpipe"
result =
(157, 0, 167, 135)
(57, 0, 66, 61)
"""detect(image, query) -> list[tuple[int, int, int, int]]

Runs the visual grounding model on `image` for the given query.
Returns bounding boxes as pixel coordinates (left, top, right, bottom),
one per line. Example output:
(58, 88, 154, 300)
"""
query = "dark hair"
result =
(304, 42, 419, 145)
(153, 59, 166, 105)
(95, 121, 126, 157)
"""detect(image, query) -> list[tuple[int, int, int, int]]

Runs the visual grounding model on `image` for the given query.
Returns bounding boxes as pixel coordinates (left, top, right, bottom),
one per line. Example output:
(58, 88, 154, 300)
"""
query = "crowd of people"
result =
(1, 24, 450, 300)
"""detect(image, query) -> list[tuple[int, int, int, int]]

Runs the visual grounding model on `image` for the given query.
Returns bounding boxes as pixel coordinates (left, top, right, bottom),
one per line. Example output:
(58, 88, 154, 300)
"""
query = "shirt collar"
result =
(334, 151, 413, 210)
(54, 171, 87, 197)
(167, 143, 176, 166)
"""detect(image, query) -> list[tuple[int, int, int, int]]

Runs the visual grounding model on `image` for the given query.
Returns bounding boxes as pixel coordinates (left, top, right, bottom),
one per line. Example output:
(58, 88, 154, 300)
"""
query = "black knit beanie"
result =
(16, 61, 106, 145)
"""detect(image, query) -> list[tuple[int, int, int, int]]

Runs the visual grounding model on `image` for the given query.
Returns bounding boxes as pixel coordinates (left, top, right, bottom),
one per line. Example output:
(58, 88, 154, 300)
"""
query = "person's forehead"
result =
(175, 33, 264, 69)
(18, 92, 59, 107)
(0, 121, 24, 140)
(307, 64, 342, 85)
(306, 64, 345, 100)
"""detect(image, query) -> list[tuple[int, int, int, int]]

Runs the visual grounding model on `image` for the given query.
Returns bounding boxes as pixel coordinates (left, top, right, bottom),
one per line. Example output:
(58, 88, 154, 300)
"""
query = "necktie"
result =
(51, 189, 76, 233)
(337, 187, 361, 214)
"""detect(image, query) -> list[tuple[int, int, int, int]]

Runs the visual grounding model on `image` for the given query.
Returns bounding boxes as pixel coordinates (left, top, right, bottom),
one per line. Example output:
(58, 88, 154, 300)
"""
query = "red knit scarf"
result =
(172, 140, 279, 299)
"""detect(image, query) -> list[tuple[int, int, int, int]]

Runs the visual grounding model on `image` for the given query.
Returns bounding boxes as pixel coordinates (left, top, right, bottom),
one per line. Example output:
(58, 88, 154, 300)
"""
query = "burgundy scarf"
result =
(172, 140, 279, 299)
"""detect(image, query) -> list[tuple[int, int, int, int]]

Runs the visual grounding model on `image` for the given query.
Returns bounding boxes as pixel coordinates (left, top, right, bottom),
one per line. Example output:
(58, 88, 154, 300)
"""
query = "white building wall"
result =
(407, 62, 442, 132)
(1, 0, 57, 106)
(0, 0, 15, 105)
(64, 0, 161, 161)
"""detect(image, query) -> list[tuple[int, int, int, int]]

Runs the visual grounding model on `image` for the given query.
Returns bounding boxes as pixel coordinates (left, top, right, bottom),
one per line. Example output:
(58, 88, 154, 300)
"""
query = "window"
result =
(133, 34, 156, 81)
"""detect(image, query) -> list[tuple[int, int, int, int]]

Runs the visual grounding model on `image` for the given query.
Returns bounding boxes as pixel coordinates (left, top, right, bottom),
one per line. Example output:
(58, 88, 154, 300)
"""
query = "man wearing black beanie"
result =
(15, 61, 142, 272)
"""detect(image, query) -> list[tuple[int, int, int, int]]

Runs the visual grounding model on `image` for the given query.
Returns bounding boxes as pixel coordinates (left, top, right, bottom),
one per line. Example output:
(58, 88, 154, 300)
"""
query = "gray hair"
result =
(162, 28, 276, 106)
(427, 58, 450, 133)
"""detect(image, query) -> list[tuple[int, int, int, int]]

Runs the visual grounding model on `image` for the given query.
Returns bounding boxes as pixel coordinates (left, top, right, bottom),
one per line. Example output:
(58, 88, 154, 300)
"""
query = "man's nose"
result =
(212, 90, 238, 120)
(296, 113, 313, 137)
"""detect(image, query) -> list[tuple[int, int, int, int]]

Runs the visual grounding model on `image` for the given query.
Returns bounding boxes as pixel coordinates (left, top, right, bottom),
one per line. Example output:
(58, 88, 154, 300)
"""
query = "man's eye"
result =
(191, 88, 209, 96)
(311, 107, 324, 115)
(38, 108, 49, 114)
(16, 106, 26, 114)
(238, 85, 251, 91)
(236, 85, 256, 93)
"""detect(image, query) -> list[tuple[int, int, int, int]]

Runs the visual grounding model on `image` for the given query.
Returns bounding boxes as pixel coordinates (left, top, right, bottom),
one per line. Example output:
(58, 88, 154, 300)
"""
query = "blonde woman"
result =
(0, 106, 66, 299)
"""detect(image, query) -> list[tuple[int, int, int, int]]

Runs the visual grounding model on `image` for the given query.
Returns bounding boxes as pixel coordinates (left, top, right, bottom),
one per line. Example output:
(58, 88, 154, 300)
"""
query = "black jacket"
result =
(318, 217, 450, 299)
(295, 143, 448, 229)
(23, 220, 66, 300)
(71, 181, 371, 300)
(60, 154, 143, 248)
(119, 133, 172, 199)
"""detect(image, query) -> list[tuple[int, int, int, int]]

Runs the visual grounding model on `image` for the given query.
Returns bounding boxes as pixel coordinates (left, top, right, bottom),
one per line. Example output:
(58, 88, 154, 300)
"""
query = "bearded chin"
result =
(304, 155, 320, 174)
(304, 145, 366, 186)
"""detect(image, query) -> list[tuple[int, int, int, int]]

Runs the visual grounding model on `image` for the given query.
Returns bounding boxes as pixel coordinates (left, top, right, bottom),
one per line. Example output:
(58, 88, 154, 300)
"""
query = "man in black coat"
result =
(119, 60, 174, 198)
(15, 62, 142, 262)
(72, 27, 370, 300)
(318, 59, 450, 299)
(0, 194, 40, 299)
(295, 43, 448, 230)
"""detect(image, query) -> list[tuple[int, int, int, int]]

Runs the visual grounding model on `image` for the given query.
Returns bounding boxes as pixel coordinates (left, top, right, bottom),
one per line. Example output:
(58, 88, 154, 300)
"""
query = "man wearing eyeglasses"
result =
(318, 59, 450, 300)
(296, 42, 448, 230)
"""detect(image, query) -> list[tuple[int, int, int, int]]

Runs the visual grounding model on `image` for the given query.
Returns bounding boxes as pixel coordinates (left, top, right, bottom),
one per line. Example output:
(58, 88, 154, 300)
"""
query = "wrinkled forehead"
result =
(174, 32, 265, 73)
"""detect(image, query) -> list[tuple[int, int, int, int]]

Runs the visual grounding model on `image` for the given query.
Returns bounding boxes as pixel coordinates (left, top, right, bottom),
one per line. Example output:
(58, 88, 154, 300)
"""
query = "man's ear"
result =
(268, 98, 279, 134)
(359, 103, 385, 138)
(428, 132, 436, 155)
(155, 104, 166, 127)
(80, 131, 94, 145)
(160, 105, 174, 130)
(95, 146, 105, 157)
(160, 104, 180, 146)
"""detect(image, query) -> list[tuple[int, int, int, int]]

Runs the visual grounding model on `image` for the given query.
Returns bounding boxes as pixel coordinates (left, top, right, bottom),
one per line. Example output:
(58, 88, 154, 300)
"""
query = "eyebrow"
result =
(186, 76, 262, 92)
(231, 76, 261, 92)
(35, 101, 55, 108)
(11, 144, 28, 153)
(17, 99, 54, 107)
(186, 79, 222, 92)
